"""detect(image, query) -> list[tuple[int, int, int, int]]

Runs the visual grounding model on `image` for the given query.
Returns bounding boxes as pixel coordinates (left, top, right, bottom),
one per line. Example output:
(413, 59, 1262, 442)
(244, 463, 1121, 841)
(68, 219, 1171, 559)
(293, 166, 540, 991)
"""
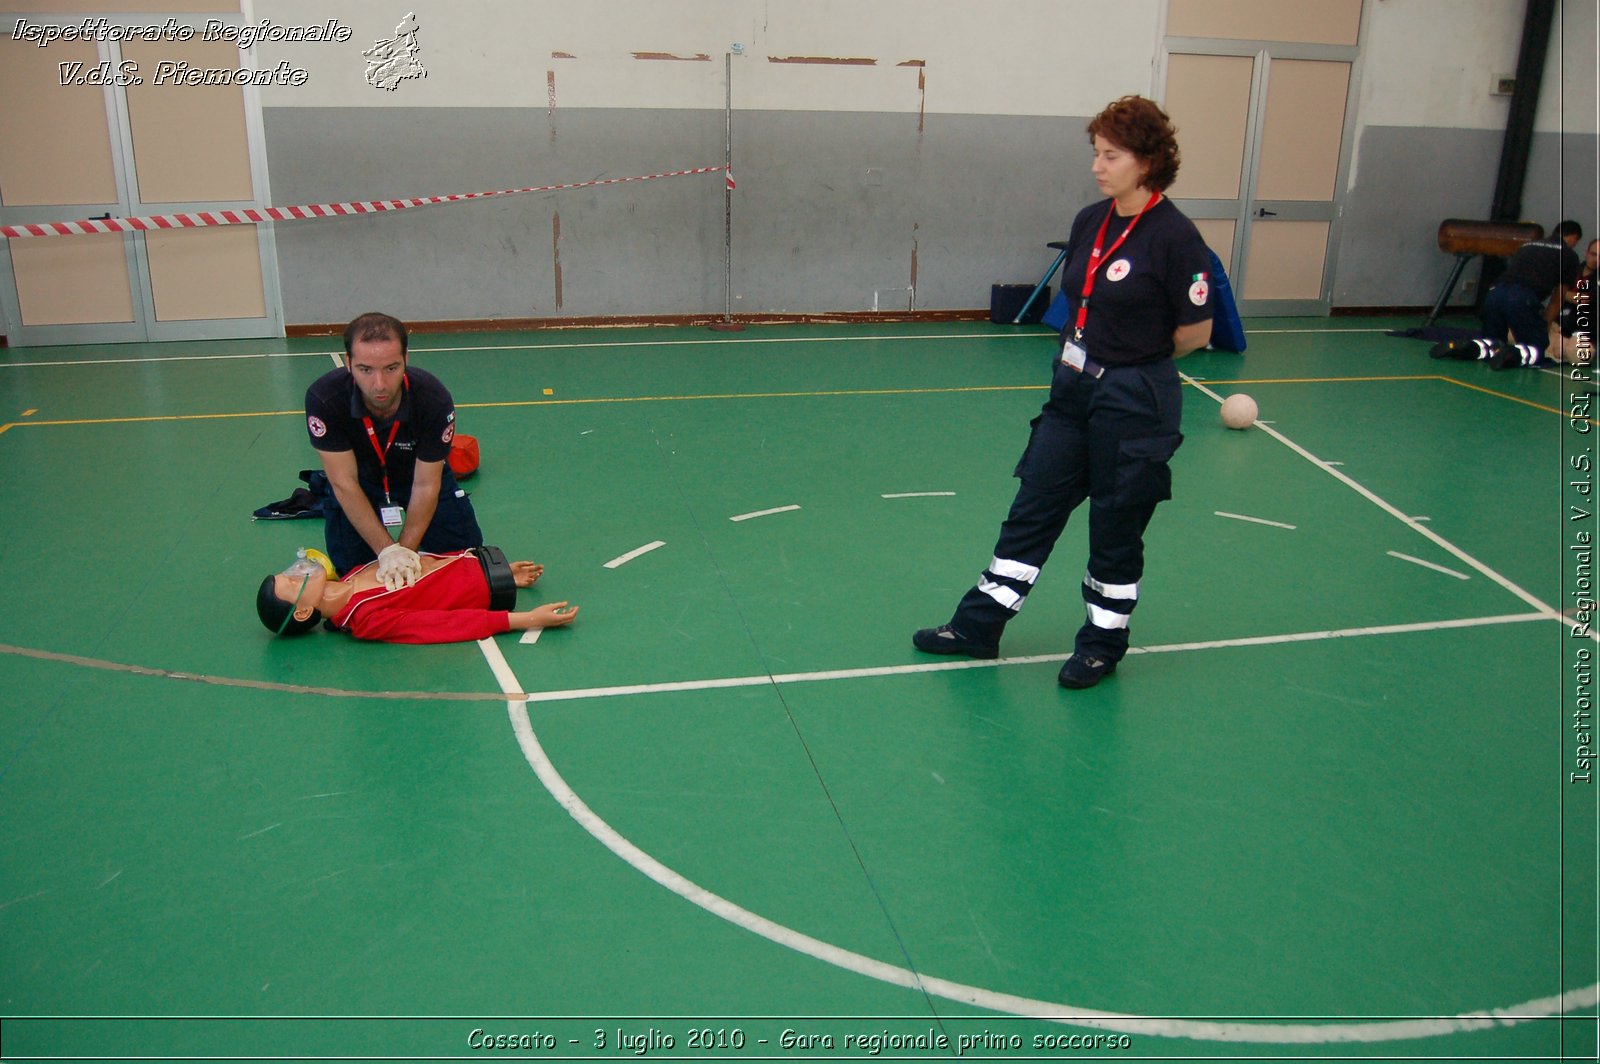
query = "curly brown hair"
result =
(1086, 96, 1181, 193)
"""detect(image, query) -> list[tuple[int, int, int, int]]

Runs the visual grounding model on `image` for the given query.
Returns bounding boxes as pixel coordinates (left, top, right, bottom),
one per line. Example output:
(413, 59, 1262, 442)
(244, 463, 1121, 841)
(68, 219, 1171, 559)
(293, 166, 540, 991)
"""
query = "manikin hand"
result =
(375, 543, 422, 591)
(510, 602, 578, 631)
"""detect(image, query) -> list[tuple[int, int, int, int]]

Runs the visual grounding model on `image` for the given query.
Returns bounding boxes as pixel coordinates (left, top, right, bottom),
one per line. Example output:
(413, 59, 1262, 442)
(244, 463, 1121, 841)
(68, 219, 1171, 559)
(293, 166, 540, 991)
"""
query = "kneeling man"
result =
(306, 311, 483, 587)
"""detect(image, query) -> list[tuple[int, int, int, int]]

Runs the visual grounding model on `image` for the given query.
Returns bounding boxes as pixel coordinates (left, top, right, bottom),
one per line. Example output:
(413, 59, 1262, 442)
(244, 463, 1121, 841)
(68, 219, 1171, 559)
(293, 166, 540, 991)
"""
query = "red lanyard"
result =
(362, 417, 402, 504)
(1073, 192, 1160, 340)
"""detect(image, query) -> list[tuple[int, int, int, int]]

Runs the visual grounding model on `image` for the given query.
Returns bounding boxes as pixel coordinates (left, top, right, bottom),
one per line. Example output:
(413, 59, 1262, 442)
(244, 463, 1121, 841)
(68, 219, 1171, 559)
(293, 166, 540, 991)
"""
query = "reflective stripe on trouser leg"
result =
(1075, 493, 1162, 661)
(975, 555, 1040, 611)
(1084, 571, 1138, 600)
(950, 478, 1086, 641)
(1084, 601, 1132, 629)
(989, 556, 1041, 584)
(977, 578, 1024, 612)
(1082, 569, 1137, 632)
(1489, 341, 1545, 368)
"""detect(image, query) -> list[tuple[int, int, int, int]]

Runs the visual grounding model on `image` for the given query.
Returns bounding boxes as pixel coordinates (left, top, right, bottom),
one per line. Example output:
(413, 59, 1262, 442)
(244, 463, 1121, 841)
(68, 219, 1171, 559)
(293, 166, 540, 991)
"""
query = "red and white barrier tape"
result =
(0, 165, 735, 239)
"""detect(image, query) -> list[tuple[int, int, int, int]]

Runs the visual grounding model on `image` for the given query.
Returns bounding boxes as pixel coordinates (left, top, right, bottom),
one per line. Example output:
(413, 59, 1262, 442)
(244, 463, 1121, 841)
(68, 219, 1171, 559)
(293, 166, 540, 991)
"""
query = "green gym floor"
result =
(0, 317, 1595, 1062)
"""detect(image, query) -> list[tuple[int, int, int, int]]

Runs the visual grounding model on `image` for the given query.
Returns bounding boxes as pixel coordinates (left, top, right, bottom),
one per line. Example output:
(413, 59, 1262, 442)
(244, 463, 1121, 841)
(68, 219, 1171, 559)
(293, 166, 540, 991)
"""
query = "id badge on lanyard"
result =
(364, 416, 405, 529)
(1059, 338, 1090, 371)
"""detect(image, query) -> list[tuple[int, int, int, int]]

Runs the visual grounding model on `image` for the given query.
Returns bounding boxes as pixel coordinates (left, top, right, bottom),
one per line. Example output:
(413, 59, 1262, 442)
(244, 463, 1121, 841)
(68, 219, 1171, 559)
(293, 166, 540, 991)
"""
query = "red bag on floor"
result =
(448, 433, 480, 478)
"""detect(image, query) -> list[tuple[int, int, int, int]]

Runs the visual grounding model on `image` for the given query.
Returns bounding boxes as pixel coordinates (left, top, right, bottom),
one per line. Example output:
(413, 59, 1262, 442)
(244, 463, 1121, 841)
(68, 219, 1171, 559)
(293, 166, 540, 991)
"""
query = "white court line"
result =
(882, 491, 956, 499)
(512, 612, 1548, 705)
(1215, 511, 1296, 530)
(1535, 363, 1582, 379)
(237, 823, 281, 840)
(404, 332, 1034, 356)
(478, 633, 1598, 1043)
(1182, 373, 1566, 623)
(327, 351, 343, 368)
(603, 540, 665, 569)
(730, 504, 800, 522)
(479, 637, 525, 694)
(1388, 551, 1471, 581)
(0, 325, 1411, 371)
(0, 324, 1444, 372)
(0, 349, 327, 370)
(519, 627, 544, 645)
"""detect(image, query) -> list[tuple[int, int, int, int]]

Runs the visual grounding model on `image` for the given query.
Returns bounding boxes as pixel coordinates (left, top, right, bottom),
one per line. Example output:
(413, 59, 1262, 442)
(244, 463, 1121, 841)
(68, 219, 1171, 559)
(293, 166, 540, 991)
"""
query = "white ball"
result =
(1220, 393, 1258, 430)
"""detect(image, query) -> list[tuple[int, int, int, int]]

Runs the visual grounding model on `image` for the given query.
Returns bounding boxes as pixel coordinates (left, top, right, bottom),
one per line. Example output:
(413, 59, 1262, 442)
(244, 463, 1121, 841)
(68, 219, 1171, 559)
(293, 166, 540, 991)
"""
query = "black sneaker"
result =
(912, 624, 999, 659)
(1490, 343, 1542, 370)
(1430, 338, 1491, 361)
(1058, 654, 1116, 689)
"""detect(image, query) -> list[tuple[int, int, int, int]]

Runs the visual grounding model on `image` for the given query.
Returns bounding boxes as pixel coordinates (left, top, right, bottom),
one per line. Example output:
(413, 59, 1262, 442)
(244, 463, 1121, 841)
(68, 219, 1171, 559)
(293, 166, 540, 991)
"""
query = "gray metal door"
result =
(0, 16, 282, 347)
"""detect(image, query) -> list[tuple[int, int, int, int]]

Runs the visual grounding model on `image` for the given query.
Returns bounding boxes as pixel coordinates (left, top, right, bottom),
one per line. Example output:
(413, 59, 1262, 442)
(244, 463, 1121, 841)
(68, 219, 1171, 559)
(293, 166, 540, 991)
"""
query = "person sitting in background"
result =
(1430, 229, 1582, 369)
(257, 545, 577, 644)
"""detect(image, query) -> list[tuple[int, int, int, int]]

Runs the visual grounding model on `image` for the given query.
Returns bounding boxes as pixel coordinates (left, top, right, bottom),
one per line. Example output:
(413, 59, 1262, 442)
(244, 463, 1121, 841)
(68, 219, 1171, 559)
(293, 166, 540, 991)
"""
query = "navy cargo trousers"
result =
(322, 465, 484, 575)
(948, 355, 1184, 662)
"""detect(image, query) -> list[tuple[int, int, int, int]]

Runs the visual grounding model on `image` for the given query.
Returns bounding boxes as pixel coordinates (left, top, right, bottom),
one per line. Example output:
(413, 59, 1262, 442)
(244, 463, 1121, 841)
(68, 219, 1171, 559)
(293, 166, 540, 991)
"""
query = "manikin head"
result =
(256, 548, 336, 636)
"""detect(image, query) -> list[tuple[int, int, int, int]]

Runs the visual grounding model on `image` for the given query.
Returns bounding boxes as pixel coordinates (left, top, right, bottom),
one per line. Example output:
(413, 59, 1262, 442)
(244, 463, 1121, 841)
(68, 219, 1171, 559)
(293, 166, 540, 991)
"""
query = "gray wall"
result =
(267, 105, 1597, 324)
(264, 106, 1101, 324)
(265, 107, 725, 322)
(1335, 127, 1599, 309)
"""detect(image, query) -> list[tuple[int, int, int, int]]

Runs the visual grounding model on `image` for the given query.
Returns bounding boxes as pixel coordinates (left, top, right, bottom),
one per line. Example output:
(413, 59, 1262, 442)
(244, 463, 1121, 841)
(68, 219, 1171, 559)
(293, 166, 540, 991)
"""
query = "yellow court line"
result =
(0, 384, 1052, 430)
(0, 376, 1436, 430)
(1209, 372, 1591, 423)
(3, 409, 302, 429)
(0, 373, 1587, 431)
(456, 382, 1047, 411)
(1205, 374, 1438, 385)
(1434, 375, 1593, 422)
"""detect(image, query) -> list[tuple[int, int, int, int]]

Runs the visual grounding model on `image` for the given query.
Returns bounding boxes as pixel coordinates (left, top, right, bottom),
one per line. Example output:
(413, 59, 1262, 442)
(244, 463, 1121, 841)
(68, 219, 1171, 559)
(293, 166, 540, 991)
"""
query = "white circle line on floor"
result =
(479, 636, 1599, 1045)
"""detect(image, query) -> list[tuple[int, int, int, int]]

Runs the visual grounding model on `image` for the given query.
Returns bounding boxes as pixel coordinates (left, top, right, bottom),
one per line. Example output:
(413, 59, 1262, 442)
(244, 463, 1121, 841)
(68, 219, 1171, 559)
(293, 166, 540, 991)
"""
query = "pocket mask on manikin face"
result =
(274, 548, 337, 635)
(283, 548, 336, 580)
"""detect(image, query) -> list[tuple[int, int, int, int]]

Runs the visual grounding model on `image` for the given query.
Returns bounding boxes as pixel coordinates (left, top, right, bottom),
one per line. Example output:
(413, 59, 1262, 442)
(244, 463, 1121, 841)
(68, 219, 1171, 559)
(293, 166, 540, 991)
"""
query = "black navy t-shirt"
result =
(1498, 239, 1582, 302)
(1057, 196, 1213, 366)
(304, 364, 457, 496)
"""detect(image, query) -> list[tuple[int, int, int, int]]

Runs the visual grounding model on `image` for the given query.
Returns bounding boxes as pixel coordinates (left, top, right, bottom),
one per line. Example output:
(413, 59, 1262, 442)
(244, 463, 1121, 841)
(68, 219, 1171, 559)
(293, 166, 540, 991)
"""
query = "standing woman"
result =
(913, 95, 1212, 689)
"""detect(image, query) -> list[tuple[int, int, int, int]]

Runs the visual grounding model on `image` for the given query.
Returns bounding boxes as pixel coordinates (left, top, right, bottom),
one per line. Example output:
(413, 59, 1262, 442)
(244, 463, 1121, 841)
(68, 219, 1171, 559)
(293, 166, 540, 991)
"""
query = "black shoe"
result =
(1490, 343, 1543, 370)
(912, 624, 999, 659)
(1430, 338, 1491, 361)
(1058, 654, 1117, 689)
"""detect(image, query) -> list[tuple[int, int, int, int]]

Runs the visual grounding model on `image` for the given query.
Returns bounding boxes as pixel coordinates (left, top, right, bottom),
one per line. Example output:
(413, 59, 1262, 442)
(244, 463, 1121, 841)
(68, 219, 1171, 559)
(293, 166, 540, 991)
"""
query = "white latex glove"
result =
(376, 543, 422, 591)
